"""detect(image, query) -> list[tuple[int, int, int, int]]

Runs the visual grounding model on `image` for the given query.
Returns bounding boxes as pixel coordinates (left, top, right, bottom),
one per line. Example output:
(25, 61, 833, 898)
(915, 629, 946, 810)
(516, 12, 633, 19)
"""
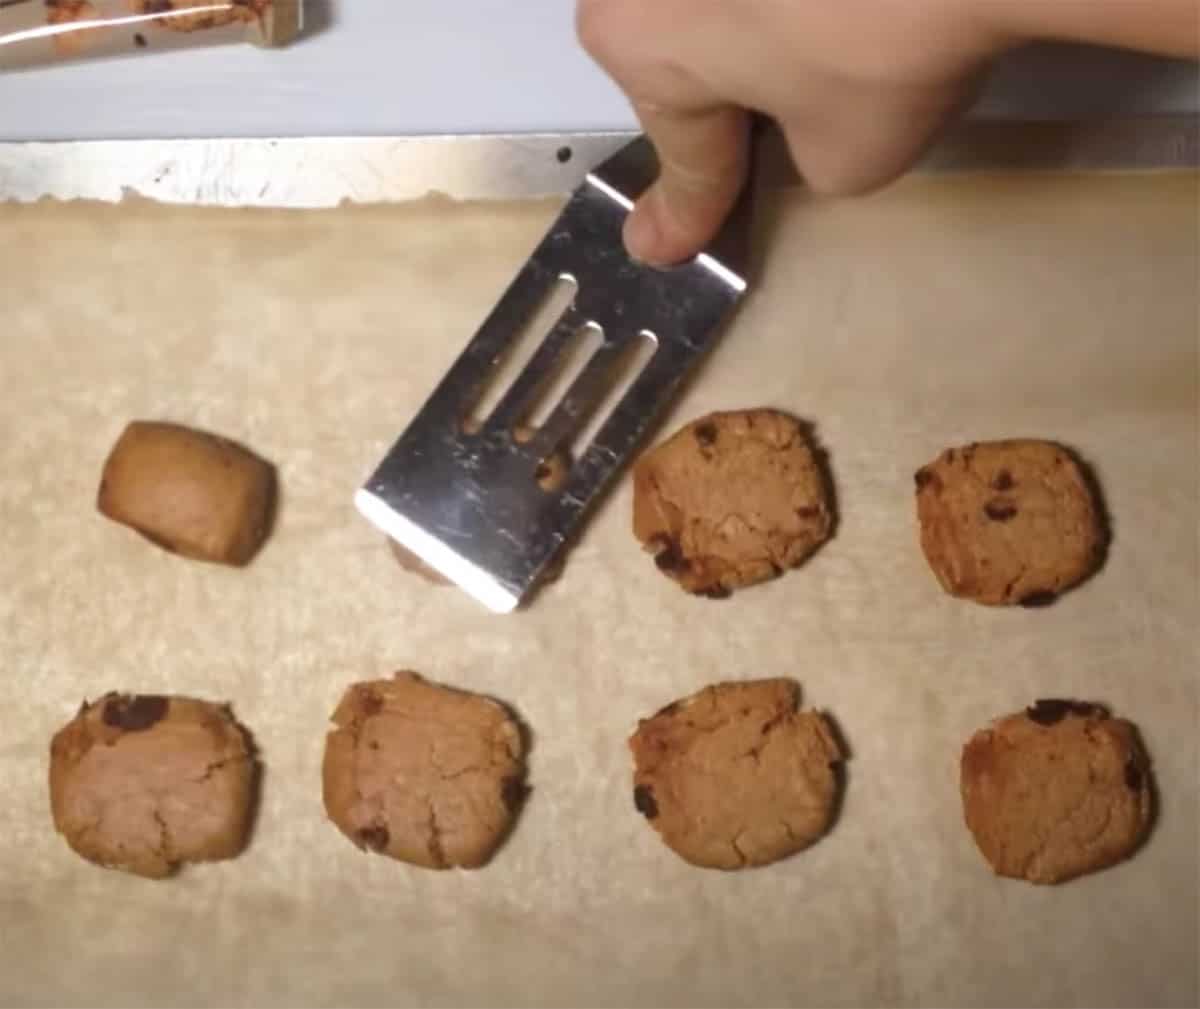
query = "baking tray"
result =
(0, 122, 1196, 1008)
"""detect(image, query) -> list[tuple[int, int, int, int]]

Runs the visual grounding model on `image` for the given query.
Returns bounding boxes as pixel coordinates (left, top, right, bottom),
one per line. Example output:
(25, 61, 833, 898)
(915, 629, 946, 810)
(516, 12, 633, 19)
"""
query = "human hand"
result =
(579, 0, 1200, 266)
(578, 0, 1006, 265)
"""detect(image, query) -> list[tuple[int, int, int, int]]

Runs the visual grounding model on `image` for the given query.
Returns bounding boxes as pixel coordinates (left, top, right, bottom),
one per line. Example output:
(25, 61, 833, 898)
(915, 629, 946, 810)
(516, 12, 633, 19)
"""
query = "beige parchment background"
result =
(0, 173, 1196, 1008)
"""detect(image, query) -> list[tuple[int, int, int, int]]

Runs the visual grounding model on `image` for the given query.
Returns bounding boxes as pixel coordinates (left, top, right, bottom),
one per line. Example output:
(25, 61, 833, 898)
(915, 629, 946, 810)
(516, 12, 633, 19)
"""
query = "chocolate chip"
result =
(654, 701, 681, 718)
(694, 422, 717, 447)
(1019, 591, 1058, 608)
(102, 694, 169, 732)
(357, 825, 390, 852)
(133, 32, 147, 46)
(651, 536, 686, 573)
(359, 689, 383, 716)
(698, 584, 732, 600)
(501, 775, 527, 812)
(144, 0, 173, 12)
(1026, 699, 1070, 724)
(1026, 699, 1096, 725)
(1123, 758, 1142, 791)
(914, 467, 934, 490)
(992, 469, 1014, 491)
(1124, 759, 1143, 791)
(795, 505, 820, 518)
(984, 500, 1018, 521)
(633, 784, 658, 819)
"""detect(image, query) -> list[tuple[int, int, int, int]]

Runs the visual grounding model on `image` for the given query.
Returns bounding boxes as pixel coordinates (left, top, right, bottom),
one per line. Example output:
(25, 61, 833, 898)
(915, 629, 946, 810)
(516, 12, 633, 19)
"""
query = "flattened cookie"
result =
(49, 693, 257, 879)
(961, 700, 1152, 884)
(630, 679, 843, 869)
(98, 420, 276, 566)
(633, 410, 833, 597)
(322, 672, 526, 869)
(914, 439, 1104, 606)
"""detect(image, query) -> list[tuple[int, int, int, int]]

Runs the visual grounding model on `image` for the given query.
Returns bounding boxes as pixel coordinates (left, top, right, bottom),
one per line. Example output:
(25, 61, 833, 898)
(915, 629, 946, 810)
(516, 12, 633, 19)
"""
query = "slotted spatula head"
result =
(355, 136, 753, 612)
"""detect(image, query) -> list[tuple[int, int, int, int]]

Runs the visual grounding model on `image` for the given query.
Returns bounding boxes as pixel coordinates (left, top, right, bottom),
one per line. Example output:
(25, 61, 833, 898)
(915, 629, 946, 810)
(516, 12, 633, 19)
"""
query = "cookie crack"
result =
(1001, 561, 1029, 602)
(729, 830, 750, 867)
(151, 807, 173, 864)
(440, 764, 485, 780)
(189, 754, 248, 783)
(428, 747, 493, 782)
(426, 800, 447, 869)
(1023, 782, 1099, 879)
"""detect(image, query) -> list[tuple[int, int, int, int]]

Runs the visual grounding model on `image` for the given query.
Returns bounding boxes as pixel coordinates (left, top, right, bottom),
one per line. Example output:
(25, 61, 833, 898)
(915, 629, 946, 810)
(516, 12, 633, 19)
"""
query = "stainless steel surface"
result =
(355, 137, 751, 613)
(0, 117, 1195, 206)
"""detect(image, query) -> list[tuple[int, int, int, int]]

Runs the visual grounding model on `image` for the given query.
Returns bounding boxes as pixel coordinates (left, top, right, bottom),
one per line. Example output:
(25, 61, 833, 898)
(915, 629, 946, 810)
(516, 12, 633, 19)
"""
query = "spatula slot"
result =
(565, 328, 659, 460)
(461, 272, 576, 432)
(519, 321, 606, 430)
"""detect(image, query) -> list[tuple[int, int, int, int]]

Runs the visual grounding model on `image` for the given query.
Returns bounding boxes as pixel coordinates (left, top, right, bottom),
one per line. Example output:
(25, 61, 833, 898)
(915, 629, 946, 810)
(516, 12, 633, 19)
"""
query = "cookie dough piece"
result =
(98, 420, 276, 566)
(49, 693, 257, 879)
(46, 0, 95, 19)
(389, 538, 453, 586)
(960, 700, 1153, 884)
(129, 0, 266, 31)
(914, 439, 1104, 606)
(45, 0, 99, 54)
(322, 672, 527, 870)
(629, 679, 843, 870)
(633, 410, 833, 598)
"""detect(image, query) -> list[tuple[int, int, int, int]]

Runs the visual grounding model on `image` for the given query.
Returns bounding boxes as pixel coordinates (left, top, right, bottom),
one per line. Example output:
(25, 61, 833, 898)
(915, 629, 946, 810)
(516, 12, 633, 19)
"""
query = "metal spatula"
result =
(355, 136, 753, 612)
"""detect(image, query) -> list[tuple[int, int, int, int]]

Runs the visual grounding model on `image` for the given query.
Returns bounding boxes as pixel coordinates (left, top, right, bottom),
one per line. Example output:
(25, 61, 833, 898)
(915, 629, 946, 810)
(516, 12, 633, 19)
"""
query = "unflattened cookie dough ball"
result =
(98, 420, 276, 566)
(633, 410, 833, 598)
(322, 672, 527, 870)
(914, 439, 1105, 606)
(629, 679, 844, 870)
(960, 700, 1153, 884)
(49, 693, 258, 879)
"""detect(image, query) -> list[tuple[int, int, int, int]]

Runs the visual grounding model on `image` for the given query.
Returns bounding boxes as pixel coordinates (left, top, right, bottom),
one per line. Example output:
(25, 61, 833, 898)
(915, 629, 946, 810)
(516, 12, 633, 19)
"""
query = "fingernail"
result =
(623, 204, 662, 264)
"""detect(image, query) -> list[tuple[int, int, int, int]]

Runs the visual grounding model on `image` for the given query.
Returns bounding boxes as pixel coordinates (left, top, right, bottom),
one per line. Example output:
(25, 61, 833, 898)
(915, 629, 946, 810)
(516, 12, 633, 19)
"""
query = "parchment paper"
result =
(1, 174, 1196, 1009)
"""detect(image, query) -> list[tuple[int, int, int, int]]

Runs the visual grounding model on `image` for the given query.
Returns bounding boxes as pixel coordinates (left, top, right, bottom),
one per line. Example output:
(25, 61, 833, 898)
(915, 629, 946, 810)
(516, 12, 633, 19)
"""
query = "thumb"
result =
(624, 102, 750, 266)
